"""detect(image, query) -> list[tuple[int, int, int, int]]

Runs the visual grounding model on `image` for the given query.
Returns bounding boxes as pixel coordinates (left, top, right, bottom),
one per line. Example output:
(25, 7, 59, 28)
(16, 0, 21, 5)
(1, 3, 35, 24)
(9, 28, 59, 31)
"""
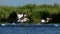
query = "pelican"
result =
(41, 17, 52, 23)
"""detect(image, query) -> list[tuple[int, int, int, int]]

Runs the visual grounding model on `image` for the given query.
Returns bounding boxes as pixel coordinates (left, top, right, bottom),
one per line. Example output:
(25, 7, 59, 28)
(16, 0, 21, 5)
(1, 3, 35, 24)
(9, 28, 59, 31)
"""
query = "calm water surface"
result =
(0, 25, 60, 34)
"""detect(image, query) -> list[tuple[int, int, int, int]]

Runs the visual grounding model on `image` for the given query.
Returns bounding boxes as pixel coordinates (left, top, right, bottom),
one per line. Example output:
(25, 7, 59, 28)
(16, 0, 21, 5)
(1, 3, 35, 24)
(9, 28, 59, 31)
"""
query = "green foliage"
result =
(0, 4, 60, 24)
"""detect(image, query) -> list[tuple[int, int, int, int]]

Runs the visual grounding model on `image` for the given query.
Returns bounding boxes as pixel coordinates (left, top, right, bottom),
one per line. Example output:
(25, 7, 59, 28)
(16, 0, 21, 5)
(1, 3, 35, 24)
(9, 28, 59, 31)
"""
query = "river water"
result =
(0, 24, 60, 34)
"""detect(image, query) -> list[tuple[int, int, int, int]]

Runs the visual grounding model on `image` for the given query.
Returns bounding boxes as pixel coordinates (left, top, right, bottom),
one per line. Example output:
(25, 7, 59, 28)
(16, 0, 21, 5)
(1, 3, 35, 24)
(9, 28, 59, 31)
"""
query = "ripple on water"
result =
(0, 26, 60, 34)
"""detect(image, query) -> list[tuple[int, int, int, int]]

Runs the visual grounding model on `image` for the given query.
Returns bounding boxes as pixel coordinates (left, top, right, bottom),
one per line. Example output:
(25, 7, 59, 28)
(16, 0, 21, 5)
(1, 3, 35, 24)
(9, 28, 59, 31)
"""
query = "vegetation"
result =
(0, 3, 60, 24)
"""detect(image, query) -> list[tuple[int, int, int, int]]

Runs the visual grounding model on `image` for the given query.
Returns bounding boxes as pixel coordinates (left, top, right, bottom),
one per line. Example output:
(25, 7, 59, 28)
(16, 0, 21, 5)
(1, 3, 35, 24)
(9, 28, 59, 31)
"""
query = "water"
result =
(0, 24, 60, 34)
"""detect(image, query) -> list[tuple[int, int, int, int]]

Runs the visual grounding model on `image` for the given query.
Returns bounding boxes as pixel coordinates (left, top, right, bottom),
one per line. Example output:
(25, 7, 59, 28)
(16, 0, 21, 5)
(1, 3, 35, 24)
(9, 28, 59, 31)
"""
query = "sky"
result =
(0, 0, 60, 6)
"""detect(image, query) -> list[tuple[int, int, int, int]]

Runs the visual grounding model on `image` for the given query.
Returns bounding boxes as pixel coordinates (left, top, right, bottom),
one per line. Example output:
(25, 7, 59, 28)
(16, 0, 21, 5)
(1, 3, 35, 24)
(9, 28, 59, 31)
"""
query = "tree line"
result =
(0, 4, 60, 24)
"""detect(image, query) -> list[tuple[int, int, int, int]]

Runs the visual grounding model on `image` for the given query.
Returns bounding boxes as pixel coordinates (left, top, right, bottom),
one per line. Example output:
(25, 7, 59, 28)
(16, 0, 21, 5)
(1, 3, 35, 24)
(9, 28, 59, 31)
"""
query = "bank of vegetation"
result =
(0, 3, 60, 24)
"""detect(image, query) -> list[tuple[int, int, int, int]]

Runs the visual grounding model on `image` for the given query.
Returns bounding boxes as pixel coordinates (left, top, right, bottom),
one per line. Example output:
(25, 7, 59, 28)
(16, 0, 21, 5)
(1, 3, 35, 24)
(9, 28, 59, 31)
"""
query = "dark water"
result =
(0, 25, 60, 34)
